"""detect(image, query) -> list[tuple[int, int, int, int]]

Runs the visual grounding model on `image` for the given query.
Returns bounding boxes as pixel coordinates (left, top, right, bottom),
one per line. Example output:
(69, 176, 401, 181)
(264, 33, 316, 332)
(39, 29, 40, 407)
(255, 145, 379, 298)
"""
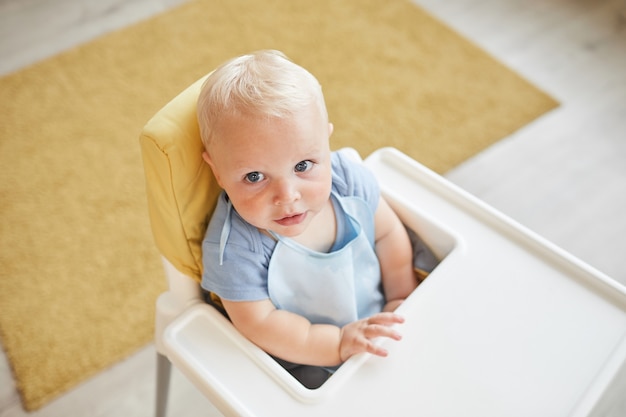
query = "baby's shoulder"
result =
(331, 150, 379, 202)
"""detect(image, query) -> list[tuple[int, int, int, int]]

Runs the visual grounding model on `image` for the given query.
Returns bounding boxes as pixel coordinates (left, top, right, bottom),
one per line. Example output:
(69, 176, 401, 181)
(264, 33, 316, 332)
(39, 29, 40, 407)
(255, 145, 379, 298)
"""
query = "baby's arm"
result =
(374, 197, 418, 312)
(222, 299, 404, 367)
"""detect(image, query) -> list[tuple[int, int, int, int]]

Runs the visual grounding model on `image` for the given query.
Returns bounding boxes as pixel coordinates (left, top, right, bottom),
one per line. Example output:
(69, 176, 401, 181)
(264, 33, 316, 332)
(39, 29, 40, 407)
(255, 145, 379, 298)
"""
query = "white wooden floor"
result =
(1, 0, 625, 416)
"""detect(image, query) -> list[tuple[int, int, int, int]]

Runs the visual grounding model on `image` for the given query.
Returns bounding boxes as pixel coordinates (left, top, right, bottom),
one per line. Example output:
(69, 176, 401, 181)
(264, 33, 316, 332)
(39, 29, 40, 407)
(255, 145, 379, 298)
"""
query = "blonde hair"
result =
(197, 50, 327, 149)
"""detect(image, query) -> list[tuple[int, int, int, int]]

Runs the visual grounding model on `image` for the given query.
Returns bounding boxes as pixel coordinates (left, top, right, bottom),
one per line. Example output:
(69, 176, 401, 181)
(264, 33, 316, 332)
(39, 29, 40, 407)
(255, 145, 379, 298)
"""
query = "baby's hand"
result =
(338, 312, 405, 362)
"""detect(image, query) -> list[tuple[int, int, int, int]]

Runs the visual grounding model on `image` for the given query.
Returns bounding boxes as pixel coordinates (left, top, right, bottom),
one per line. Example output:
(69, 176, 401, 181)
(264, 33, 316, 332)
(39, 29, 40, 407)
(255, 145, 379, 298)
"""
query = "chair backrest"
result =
(139, 74, 221, 282)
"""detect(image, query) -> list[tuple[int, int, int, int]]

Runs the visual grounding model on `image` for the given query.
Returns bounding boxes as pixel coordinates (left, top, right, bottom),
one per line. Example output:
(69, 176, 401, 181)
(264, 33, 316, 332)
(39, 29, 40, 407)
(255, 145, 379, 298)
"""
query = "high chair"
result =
(139, 74, 626, 417)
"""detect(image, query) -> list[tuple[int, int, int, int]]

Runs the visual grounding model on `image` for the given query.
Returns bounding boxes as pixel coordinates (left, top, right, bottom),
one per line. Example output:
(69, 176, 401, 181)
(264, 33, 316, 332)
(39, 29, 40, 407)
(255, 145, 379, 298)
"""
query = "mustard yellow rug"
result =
(0, 0, 557, 411)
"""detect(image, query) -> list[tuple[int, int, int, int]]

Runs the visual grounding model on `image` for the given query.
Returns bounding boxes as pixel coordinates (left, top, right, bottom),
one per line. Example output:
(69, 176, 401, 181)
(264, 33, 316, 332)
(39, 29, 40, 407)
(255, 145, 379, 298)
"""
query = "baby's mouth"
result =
(275, 212, 306, 226)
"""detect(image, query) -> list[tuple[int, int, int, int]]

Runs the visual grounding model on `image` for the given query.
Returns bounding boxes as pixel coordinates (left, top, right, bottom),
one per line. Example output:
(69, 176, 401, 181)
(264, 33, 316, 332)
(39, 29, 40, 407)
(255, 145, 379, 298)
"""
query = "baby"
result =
(197, 50, 418, 388)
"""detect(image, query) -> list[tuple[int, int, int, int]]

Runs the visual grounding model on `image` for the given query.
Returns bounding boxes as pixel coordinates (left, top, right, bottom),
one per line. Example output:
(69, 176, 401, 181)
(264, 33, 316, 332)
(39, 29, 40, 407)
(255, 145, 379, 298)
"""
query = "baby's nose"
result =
(273, 179, 300, 205)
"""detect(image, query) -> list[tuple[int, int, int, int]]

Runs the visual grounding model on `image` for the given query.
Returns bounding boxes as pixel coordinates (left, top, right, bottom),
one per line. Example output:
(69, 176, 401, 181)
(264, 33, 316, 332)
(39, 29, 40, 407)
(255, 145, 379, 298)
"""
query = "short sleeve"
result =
(201, 193, 273, 301)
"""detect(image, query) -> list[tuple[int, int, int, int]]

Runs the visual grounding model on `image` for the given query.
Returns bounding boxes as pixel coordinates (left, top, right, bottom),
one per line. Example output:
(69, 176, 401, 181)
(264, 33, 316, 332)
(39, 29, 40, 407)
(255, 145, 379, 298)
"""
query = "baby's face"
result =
(204, 103, 333, 238)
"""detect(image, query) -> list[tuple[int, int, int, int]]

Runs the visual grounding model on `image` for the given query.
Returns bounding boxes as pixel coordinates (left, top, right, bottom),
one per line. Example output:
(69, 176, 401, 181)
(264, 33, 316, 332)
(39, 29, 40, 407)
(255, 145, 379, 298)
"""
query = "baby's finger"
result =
(368, 312, 405, 326)
(366, 341, 389, 358)
(364, 323, 402, 341)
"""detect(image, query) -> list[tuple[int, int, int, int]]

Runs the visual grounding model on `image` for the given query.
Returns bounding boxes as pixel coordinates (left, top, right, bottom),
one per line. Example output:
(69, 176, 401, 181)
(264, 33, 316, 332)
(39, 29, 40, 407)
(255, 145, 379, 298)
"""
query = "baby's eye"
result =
(294, 160, 313, 173)
(244, 171, 265, 183)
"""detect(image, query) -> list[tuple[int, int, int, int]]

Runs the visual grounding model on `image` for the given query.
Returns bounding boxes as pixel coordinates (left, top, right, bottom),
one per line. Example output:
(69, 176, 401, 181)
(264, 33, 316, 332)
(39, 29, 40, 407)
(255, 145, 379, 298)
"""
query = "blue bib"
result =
(267, 193, 384, 327)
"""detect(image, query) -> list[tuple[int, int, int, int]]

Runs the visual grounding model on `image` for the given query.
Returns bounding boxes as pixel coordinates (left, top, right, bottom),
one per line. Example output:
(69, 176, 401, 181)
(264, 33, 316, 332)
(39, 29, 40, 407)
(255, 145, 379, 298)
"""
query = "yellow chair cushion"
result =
(139, 74, 221, 282)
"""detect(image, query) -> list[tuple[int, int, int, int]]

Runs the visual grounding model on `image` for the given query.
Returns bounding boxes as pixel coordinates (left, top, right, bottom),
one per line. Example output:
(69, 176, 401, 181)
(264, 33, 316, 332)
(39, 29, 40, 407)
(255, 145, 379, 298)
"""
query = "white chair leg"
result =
(156, 352, 172, 417)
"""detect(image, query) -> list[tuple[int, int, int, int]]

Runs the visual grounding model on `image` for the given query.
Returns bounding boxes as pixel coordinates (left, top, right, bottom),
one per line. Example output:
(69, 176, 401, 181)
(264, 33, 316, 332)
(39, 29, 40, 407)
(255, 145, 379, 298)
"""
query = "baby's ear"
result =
(328, 122, 334, 137)
(201, 150, 212, 166)
(202, 151, 221, 184)
(202, 150, 226, 189)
